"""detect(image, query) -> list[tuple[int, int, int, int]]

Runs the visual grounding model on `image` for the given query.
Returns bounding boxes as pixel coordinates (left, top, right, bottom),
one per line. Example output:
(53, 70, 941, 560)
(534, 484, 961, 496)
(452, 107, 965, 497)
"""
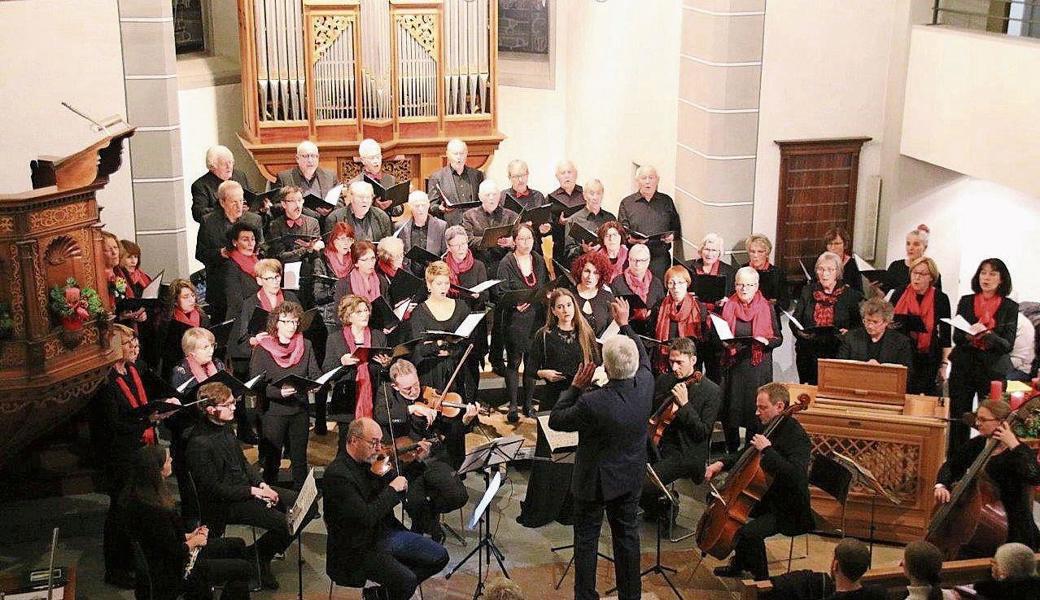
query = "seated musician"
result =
(974, 542, 1040, 600)
(642, 338, 719, 519)
(705, 382, 812, 581)
(381, 359, 472, 542)
(837, 297, 914, 388)
(185, 382, 301, 591)
(324, 418, 450, 600)
(608, 243, 665, 338)
(933, 399, 1040, 554)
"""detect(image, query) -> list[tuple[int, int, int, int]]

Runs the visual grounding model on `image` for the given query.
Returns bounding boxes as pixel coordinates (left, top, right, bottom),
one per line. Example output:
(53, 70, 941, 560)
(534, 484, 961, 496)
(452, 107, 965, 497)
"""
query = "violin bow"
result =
(436, 343, 475, 401)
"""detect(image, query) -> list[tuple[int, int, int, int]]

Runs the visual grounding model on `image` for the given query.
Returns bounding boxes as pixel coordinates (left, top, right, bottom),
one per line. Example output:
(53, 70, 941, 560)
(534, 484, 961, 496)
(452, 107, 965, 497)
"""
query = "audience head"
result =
(254, 258, 283, 294)
(571, 251, 611, 291)
(971, 258, 1012, 297)
(824, 226, 852, 258)
(627, 243, 651, 278)
(902, 541, 944, 592)
(668, 337, 697, 378)
(358, 138, 382, 174)
(266, 300, 303, 340)
(992, 542, 1037, 581)
(635, 165, 659, 196)
(909, 257, 940, 293)
(205, 145, 235, 180)
(507, 159, 530, 192)
(859, 297, 894, 340)
(484, 577, 525, 600)
(389, 359, 421, 400)
(755, 382, 790, 424)
(598, 220, 625, 255)
(478, 179, 501, 212)
(444, 225, 470, 261)
(555, 160, 577, 190)
(119, 239, 142, 272)
(217, 180, 245, 221)
(327, 221, 355, 255)
(584, 179, 603, 212)
(101, 231, 121, 269)
(337, 294, 371, 330)
(407, 190, 431, 221)
(745, 234, 772, 269)
(699, 233, 724, 267)
(199, 382, 235, 424)
(446, 139, 468, 171)
(167, 278, 199, 314)
(733, 266, 760, 304)
(603, 334, 639, 380)
(226, 221, 259, 254)
(905, 224, 930, 262)
(664, 264, 691, 299)
(831, 538, 872, 584)
(425, 260, 452, 298)
(296, 140, 320, 176)
(815, 251, 844, 286)
(377, 236, 404, 269)
(281, 186, 304, 221)
(181, 327, 216, 363)
(123, 445, 173, 509)
(348, 181, 374, 218)
(351, 240, 377, 274)
(346, 417, 382, 462)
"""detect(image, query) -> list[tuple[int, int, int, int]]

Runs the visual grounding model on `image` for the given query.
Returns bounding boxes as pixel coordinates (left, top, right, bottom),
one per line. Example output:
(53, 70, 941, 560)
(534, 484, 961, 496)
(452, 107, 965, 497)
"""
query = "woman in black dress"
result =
(934, 399, 1040, 553)
(248, 301, 320, 488)
(744, 233, 790, 313)
(891, 257, 952, 396)
(571, 251, 615, 336)
(791, 251, 863, 385)
(409, 260, 475, 397)
(159, 278, 211, 378)
(494, 223, 550, 422)
(223, 221, 261, 325)
(120, 445, 252, 600)
(653, 265, 710, 374)
(948, 258, 1018, 453)
(823, 226, 862, 294)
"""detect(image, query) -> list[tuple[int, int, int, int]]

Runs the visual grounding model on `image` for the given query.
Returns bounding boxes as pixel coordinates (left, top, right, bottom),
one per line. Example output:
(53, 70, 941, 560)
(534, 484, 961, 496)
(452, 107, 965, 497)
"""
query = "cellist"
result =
(641, 337, 720, 521)
(704, 382, 812, 581)
(933, 399, 1040, 554)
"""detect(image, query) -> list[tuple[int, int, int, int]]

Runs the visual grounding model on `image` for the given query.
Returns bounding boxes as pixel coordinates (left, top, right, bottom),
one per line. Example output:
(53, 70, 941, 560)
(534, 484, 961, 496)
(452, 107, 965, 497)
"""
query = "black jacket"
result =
(185, 419, 263, 531)
(120, 498, 190, 599)
(950, 294, 1018, 378)
(652, 372, 720, 478)
(549, 324, 653, 502)
(190, 169, 250, 223)
(323, 328, 388, 421)
(837, 328, 915, 386)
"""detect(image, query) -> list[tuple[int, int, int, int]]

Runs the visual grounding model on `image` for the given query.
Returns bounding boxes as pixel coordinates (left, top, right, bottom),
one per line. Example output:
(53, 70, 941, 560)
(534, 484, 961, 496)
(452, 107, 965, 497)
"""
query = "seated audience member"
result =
(837, 297, 914, 386)
(564, 178, 616, 261)
(428, 138, 484, 226)
(1009, 311, 1036, 382)
(325, 180, 392, 241)
(195, 180, 264, 322)
(826, 538, 885, 600)
(902, 541, 960, 600)
(973, 542, 1040, 600)
(618, 165, 680, 279)
(323, 418, 449, 600)
(609, 243, 665, 338)
(190, 145, 250, 224)
(274, 140, 337, 219)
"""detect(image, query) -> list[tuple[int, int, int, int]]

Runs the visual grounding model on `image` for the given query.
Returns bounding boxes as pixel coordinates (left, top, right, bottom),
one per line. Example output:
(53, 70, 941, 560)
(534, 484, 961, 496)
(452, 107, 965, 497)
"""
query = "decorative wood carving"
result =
(338, 155, 415, 183)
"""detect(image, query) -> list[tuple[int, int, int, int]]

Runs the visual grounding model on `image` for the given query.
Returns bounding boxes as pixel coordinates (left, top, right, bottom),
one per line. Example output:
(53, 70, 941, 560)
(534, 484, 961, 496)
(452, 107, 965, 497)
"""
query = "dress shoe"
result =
(362, 586, 389, 600)
(713, 564, 750, 578)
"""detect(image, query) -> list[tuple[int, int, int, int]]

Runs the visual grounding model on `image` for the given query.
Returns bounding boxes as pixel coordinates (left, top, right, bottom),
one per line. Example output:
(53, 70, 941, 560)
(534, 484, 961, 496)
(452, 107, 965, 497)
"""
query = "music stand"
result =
(445, 435, 524, 599)
(606, 464, 683, 600)
(832, 452, 900, 562)
(286, 469, 320, 600)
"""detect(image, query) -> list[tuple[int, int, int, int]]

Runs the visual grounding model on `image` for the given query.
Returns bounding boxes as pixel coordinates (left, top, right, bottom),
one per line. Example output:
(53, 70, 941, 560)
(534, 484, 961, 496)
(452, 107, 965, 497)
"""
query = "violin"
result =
(415, 344, 478, 419)
(648, 370, 703, 447)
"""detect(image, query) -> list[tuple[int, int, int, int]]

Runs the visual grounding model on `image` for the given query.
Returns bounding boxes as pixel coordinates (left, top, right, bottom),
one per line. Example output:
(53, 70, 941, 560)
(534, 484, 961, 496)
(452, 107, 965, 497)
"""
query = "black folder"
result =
(244, 187, 281, 211)
(568, 223, 599, 246)
(518, 204, 553, 229)
(691, 274, 727, 304)
(369, 296, 402, 332)
(387, 269, 425, 304)
(481, 222, 517, 249)
(405, 245, 441, 268)
(550, 194, 585, 217)
(893, 313, 928, 333)
(368, 177, 410, 209)
(351, 346, 393, 363)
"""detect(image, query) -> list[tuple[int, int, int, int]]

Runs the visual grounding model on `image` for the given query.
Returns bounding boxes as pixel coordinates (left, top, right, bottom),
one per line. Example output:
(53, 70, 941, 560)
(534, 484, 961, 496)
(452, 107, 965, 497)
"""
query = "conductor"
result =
(549, 298, 653, 600)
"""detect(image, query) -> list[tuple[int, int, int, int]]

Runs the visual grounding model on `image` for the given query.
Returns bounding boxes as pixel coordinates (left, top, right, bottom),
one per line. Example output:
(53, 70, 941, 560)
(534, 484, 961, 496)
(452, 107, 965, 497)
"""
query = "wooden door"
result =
(774, 137, 870, 285)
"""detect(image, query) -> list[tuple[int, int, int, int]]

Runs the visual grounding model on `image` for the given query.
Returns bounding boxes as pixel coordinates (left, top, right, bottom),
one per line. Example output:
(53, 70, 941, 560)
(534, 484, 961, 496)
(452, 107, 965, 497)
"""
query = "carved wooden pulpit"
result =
(0, 121, 135, 469)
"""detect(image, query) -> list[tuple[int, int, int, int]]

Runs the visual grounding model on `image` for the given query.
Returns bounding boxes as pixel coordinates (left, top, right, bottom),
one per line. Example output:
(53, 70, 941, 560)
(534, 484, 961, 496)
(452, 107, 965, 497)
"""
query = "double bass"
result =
(647, 370, 703, 447)
(695, 392, 811, 560)
(924, 398, 1040, 559)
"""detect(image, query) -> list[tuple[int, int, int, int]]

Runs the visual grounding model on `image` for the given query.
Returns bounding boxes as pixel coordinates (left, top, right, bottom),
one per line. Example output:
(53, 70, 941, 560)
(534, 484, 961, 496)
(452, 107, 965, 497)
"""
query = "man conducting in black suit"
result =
(705, 382, 813, 582)
(323, 417, 449, 600)
(549, 297, 653, 600)
(837, 296, 914, 388)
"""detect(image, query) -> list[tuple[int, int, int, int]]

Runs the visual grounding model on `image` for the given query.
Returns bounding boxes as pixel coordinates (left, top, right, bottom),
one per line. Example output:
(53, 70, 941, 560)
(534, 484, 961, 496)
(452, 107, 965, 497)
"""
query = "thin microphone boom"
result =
(60, 102, 109, 134)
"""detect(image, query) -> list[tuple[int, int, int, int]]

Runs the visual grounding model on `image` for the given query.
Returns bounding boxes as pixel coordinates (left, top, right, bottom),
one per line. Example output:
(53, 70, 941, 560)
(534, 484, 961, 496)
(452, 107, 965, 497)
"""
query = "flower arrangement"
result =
(49, 278, 106, 331)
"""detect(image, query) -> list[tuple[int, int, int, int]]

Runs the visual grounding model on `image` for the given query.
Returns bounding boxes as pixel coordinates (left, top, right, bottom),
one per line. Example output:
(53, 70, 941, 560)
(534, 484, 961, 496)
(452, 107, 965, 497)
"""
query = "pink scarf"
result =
(173, 307, 201, 328)
(257, 289, 284, 312)
(228, 249, 258, 277)
(343, 327, 374, 419)
(721, 291, 774, 366)
(600, 245, 628, 283)
(324, 248, 353, 279)
(349, 268, 381, 302)
(257, 333, 306, 368)
(186, 355, 218, 384)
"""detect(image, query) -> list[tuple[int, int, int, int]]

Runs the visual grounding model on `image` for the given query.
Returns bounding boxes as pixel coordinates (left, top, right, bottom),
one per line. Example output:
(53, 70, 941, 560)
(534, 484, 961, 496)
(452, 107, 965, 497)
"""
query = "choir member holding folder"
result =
(494, 223, 550, 423)
(571, 251, 615, 336)
(463, 179, 519, 276)
(229, 259, 298, 377)
(444, 225, 493, 387)
(687, 233, 735, 309)
(410, 261, 475, 397)
(823, 226, 863, 293)
(948, 258, 1018, 453)
(891, 257, 951, 395)
(333, 240, 386, 307)
(653, 265, 710, 374)
(249, 301, 321, 488)
(223, 222, 261, 324)
(743, 233, 790, 313)
(312, 222, 355, 330)
(608, 243, 665, 338)
(596, 220, 629, 284)
(790, 252, 863, 385)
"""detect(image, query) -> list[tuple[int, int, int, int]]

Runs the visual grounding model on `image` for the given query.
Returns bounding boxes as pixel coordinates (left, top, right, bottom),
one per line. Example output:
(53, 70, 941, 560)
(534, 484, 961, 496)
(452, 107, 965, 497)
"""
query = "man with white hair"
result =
(195, 180, 265, 321)
(324, 180, 392, 242)
(352, 138, 401, 216)
(618, 165, 681, 279)
(428, 139, 484, 227)
(190, 145, 250, 223)
(548, 160, 584, 252)
(462, 179, 519, 275)
(399, 190, 447, 276)
(274, 140, 339, 219)
(550, 297, 653, 600)
(564, 178, 616, 260)
(975, 542, 1040, 599)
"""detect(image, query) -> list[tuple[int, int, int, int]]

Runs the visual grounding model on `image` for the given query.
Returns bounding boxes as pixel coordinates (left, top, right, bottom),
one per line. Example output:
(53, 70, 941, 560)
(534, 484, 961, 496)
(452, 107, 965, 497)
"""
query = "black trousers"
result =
(732, 511, 780, 581)
(948, 358, 997, 456)
(185, 537, 253, 600)
(572, 490, 642, 600)
(261, 410, 309, 488)
(103, 467, 132, 576)
(218, 486, 298, 561)
(640, 450, 700, 512)
(403, 458, 469, 534)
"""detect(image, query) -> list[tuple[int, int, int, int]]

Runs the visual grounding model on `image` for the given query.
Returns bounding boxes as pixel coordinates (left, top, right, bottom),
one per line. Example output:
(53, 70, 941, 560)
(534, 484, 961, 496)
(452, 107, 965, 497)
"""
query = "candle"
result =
(989, 380, 1004, 400)
(1010, 391, 1026, 410)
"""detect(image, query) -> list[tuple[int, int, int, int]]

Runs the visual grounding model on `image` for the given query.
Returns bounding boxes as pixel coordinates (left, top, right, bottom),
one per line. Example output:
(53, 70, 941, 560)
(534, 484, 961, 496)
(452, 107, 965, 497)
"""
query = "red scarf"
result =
(257, 333, 306, 368)
(116, 364, 155, 445)
(173, 307, 201, 328)
(623, 267, 652, 321)
(349, 268, 381, 302)
(600, 245, 628, 283)
(377, 259, 398, 279)
(971, 293, 1002, 350)
(811, 284, 847, 327)
(343, 327, 374, 419)
(186, 355, 218, 384)
(695, 260, 720, 276)
(654, 294, 702, 371)
(446, 250, 475, 287)
(228, 249, 258, 277)
(324, 248, 353, 279)
(721, 291, 774, 366)
(894, 286, 936, 353)
(128, 268, 151, 291)
(257, 289, 284, 312)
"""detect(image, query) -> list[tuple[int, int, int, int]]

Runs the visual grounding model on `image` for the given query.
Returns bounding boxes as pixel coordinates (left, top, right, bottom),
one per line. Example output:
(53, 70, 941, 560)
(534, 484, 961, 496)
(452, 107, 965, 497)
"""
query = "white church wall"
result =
(0, 0, 135, 239)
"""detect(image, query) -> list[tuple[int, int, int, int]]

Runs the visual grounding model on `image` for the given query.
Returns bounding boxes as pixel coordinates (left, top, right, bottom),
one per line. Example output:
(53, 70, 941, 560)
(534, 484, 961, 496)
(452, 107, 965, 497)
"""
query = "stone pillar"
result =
(675, 0, 765, 258)
(116, 0, 190, 276)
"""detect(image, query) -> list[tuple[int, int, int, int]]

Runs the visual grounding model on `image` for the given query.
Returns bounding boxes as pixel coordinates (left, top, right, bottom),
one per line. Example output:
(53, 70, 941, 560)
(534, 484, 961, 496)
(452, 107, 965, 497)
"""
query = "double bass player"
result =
(702, 383, 813, 581)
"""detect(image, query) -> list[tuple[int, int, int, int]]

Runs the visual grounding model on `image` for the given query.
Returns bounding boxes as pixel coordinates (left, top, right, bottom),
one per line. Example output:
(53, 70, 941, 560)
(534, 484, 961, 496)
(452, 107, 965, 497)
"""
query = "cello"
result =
(648, 370, 703, 447)
(695, 392, 811, 560)
(924, 398, 1040, 559)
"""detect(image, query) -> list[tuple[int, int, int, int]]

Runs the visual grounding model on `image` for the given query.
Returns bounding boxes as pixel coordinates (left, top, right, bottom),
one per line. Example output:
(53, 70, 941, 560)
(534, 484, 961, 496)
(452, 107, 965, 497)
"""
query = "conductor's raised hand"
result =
(610, 297, 630, 327)
(570, 362, 596, 390)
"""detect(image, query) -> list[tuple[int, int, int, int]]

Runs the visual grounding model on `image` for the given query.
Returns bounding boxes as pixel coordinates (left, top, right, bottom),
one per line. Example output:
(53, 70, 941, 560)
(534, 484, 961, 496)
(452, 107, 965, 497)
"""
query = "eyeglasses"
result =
(631, 258, 650, 264)
(354, 436, 382, 448)
(666, 280, 688, 288)
(215, 400, 236, 409)
(278, 319, 300, 326)
(976, 416, 1001, 423)
(260, 275, 280, 282)
(358, 255, 377, 262)
(735, 282, 757, 288)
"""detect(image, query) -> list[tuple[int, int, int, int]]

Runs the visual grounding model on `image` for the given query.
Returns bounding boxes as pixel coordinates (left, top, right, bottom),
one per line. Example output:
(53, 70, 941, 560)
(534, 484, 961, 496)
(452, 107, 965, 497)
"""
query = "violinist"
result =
(705, 383, 812, 581)
(381, 359, 471, 543)
(324, 418, 449, 600)
(933, 399, 1040, 554)
(642, 338, 720, 519)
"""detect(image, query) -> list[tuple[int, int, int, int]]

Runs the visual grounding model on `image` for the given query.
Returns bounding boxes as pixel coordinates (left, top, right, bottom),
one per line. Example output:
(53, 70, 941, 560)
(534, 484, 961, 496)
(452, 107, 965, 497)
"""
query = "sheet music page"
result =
(287, 469, 319, 536)
(316, 365, 343, 386)
(782, 309, 804, 331)
(176, 376, 197, 394)
(596, 320, 620, 344)
(537, 415, 579, 453)
(710, 314, 734, 340)
(455, 311, 487, 337)
(392, 223, 407, 238)
(467, 279, 501, 294)
(282, 261, 302, 290)
(244, 372, 264, 389)
(467, 471, 501, 530)
(323, 184, 343, 206)
(142, 270, 164, 298)
(853, 253, 877, 272)
(940, 315, 974, 334)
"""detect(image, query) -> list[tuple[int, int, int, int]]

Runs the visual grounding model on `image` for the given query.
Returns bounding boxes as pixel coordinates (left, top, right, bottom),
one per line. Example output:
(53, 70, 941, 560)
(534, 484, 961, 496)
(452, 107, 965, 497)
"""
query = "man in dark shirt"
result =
(428, 138, 484, 227)
(618, 165, 681, 279)
(274, 140, 338, 220)
(353, 138, 399, 216)
(462, 179, 519, 276)
(324, 181, 393, 242)
(266, 187, 324, 266)
(502, 159, 551, 242)
(547, 160, 584, 255)
(195, 180, 265, 321)
(399, 190, 447, 276)
(564, 178, 617, 260)
(190, 145, 251, 223)
(323, 417, 449, 600)
(185, 382, 298, 590)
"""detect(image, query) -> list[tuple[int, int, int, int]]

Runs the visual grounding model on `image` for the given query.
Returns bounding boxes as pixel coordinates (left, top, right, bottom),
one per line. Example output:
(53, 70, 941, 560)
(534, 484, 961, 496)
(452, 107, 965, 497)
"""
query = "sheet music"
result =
(244, 373, 265, 389)
(141, 270, 164, 299)
(287, 469, 319, 536)
(782, 309, 805, 331)
(467, 471, 501, 530)
(453, 311, 487, 338)
(799, 260, 812, 282)
(315, 365, 343, 386)
(323, 184, 343, 206)
(466, 279, 502, 294)
(536, 415, 578, 453)
(940, 315, 975, 334)
(176, 376, 197, 394)
(596, 320, 620, 344)
(392, 223, 407, 238)
(710, 314, 734, 340)
(282, 261, 302, 290)
(853, 253, 878, 273)
(884, 288, 895, 302)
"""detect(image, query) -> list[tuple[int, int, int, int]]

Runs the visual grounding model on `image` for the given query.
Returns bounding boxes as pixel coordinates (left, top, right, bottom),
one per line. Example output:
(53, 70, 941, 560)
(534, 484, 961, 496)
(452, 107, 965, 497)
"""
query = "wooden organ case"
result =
(237, 0, 503, 185)
(788, 359, 949, 543)
(0, 123, 134, 469)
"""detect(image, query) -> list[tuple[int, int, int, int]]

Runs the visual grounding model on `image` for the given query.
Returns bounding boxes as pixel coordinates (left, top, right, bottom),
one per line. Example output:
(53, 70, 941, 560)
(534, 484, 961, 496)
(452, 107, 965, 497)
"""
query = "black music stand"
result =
(286, 468, 320, 600)
(832, 452, 900, 562)
(445, 435, 525, 599)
